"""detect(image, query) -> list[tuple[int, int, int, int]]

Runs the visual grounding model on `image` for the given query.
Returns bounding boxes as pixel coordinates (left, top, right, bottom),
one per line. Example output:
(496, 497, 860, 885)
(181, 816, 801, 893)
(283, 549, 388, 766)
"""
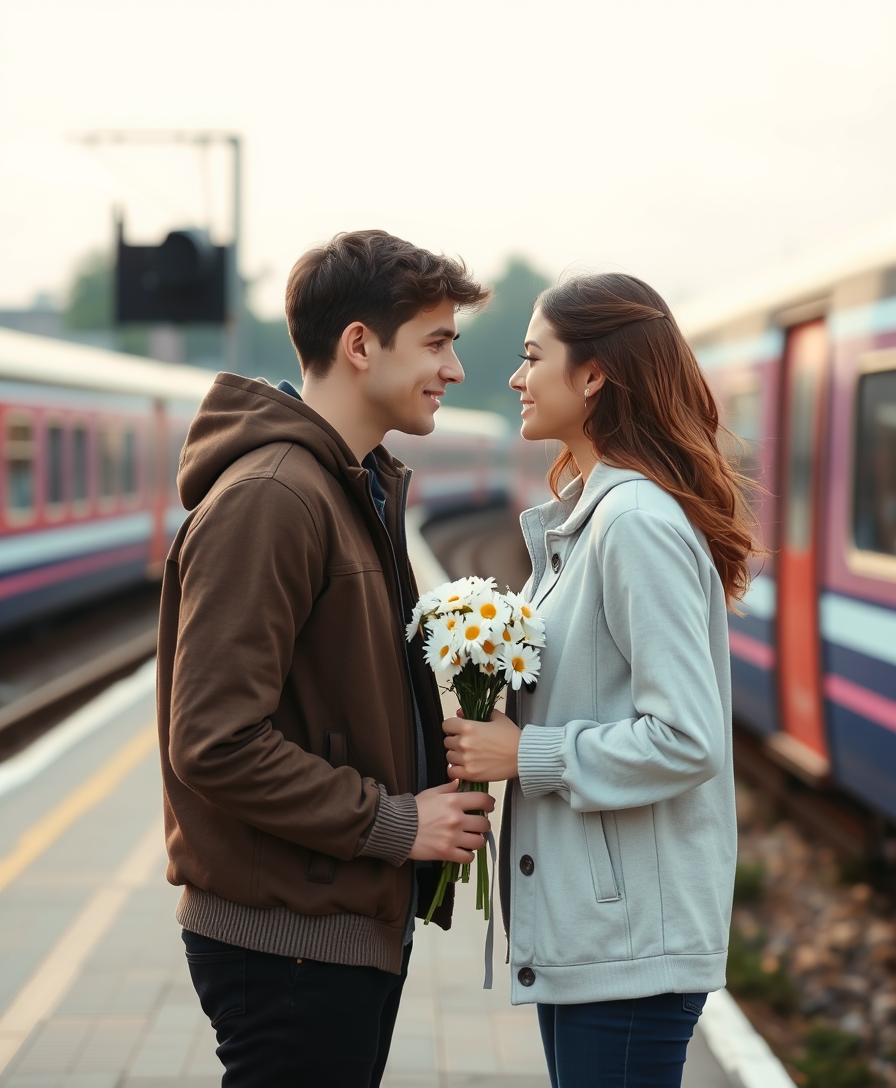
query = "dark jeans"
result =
(537, 991, 707, 1088)
(182, 929, 411, 1088)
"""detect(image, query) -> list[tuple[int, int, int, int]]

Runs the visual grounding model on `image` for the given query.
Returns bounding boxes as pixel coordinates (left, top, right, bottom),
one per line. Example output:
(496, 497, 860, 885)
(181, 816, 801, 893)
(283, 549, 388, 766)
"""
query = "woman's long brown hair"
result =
(537, 273, 761, 609)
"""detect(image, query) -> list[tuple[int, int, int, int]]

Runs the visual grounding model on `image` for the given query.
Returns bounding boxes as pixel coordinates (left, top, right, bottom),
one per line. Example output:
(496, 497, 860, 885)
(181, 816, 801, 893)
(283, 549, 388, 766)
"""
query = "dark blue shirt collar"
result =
(276, 380, 386, 521)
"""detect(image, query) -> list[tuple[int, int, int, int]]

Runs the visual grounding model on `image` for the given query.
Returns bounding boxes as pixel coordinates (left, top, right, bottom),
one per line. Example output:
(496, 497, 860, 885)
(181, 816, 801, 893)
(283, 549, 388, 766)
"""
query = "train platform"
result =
(0, 528, 796, 1088)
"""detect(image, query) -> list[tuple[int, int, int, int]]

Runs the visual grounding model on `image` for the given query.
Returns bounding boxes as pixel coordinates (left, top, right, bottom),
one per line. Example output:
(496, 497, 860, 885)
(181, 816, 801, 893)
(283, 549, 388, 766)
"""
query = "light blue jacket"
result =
(506, 463, 736, 1005)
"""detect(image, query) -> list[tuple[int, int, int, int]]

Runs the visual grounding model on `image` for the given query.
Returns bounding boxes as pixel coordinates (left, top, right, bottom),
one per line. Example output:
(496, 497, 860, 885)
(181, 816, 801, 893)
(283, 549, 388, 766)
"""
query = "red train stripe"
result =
(824, 674, 896, 736)
(728, 628, 775, 670)
(0, 544, 148, 601)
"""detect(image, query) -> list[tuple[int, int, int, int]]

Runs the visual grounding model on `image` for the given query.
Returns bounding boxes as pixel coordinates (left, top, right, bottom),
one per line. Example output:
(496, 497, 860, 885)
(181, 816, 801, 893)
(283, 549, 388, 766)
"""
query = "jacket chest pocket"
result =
(582, 813, 621, 903)
(306, 731, 348, 885)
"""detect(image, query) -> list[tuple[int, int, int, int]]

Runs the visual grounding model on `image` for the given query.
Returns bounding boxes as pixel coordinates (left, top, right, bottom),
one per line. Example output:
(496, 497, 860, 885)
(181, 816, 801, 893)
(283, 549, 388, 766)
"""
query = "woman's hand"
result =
(442, 709, 520, 783)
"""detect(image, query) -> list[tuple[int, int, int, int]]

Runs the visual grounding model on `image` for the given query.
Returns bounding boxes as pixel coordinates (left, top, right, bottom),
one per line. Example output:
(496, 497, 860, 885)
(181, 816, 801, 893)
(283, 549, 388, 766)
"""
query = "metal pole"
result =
(226, 135, 244, 375)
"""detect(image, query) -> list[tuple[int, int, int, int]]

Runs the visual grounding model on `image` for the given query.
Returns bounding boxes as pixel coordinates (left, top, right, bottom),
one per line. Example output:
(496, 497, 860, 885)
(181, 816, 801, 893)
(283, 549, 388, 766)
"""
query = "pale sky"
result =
(1, 0, 894, 319)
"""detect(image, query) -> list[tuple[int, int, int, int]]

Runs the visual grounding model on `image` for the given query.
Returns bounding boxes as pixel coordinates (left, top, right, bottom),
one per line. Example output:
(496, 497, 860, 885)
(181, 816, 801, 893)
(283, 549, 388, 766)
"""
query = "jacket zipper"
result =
(363, 469, 418, 781)
(363, 468, 421, 936)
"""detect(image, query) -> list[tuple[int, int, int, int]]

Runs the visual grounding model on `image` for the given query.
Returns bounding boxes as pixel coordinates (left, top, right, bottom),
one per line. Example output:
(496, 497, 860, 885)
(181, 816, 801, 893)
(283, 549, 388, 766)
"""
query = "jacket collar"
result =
(521, 462, 648, 544)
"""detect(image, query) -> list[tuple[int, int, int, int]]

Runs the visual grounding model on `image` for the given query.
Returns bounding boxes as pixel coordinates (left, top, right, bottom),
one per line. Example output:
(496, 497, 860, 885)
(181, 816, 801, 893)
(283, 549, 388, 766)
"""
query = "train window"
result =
(786, 366, 821, 551)
(46, 424, 65, 507)
(73, 425, 89, 506)
(99, 425, 118, 500)
(122, 427, 138, 498)
(723, 378, 761, 478)
(854, 368, 896, 557)
(5, 416, 36, 516)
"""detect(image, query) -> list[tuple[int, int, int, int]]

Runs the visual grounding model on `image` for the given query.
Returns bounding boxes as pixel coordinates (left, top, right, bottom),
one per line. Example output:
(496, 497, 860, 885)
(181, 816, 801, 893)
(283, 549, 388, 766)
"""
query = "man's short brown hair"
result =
(285, 229, 490, 378)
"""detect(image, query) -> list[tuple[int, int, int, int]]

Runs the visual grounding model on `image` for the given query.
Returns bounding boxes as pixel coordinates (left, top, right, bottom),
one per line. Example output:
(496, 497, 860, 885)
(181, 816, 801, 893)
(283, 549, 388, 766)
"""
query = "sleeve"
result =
(168, 477, 416, 865)
(516, 507, 725, 811)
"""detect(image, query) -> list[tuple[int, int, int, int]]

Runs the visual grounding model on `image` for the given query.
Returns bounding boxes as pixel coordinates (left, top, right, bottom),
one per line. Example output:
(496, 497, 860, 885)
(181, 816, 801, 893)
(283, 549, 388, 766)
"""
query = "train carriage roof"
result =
(0, 327, 509, 437)
(0, 327, 215, 401)
(676, 217, 896, 341)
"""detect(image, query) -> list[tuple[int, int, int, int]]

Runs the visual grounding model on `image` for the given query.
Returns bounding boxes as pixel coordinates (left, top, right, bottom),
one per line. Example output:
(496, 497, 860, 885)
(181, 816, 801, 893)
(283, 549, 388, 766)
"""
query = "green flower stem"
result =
(423, 663, 501, 924)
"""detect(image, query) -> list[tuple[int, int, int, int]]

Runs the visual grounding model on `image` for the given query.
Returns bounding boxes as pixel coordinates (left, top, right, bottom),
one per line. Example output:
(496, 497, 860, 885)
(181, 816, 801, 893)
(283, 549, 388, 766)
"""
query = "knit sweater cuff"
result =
(355, 785, 418, 867)
(518, 725, 566, 798)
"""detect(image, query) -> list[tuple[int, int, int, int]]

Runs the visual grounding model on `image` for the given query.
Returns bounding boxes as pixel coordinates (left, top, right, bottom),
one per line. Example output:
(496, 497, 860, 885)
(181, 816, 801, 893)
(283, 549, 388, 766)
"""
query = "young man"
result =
(156, 230, 493, 1087)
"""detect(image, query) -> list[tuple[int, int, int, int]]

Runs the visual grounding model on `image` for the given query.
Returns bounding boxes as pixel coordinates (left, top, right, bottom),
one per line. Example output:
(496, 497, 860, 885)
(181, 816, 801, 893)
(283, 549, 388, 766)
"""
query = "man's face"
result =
(365, 299, 465, 436)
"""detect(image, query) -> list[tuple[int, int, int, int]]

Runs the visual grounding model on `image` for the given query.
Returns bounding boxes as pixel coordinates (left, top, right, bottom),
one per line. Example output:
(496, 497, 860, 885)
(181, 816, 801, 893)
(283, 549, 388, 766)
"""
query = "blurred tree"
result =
(63, 249, 298, 382)
(450, 256, 551, 419)
(65, 251, 113, 330)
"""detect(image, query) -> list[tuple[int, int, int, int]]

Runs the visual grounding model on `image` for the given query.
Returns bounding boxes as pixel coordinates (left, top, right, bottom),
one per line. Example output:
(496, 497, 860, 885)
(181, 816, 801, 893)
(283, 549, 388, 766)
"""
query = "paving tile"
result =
(3, 1075, 119, 1088)
(122, 1079, 221, 1087)
(381, 1074, 441, 1088)
(10, 1021, 92, 1075)
(447, 1078, 549, 1088)
(70, 1017, 146, 1074)
(127, 1004, 202, 1078)
(180, 1023, 222, 1078)
(381, 1034, 438, 1073)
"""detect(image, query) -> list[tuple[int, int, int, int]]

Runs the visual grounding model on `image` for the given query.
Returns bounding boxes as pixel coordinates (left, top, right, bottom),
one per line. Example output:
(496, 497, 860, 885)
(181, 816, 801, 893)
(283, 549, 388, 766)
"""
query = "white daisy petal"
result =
(502, 642, 542, 689)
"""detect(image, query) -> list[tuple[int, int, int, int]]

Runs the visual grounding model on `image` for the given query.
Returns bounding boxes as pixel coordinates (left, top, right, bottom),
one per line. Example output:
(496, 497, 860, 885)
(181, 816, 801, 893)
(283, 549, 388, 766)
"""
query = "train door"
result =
(774, 319, 831, 779)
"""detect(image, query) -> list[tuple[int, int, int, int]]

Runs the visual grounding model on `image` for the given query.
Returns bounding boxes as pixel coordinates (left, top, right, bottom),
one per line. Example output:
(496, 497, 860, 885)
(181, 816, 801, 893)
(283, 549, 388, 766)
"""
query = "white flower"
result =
(502, 642, 542, 689)
(505, 591, 546, 645)
(423, 617, 463, 674)
(467, 586, 512, 628)
(405, 589, 440, 640)
(458, 615, 497, 652)
(471, 630, 503, 670)
(430, 578, 476, 616)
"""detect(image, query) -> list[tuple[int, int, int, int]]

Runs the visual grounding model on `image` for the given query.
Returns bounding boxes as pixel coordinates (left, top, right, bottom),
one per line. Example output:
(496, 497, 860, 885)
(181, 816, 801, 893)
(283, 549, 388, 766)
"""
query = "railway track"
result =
(421, 504, 531, 592)
(0, 586, 159, 760)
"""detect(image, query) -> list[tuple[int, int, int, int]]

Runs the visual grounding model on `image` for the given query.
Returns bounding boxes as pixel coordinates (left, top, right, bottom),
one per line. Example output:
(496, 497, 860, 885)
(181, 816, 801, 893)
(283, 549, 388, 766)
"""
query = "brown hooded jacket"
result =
(157, 373, 450, 974)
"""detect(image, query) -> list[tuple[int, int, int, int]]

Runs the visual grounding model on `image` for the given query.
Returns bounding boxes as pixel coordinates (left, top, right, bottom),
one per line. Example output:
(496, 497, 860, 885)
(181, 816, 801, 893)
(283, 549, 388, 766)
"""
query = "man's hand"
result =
(443, 709, 521, 783)
(409, 781, 495, 863)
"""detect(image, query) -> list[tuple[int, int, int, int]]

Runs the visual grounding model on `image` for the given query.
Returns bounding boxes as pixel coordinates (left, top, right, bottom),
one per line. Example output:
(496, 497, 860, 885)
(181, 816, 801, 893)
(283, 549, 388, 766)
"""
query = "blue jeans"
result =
(537, 992, 707, 1088)
(182, 930, 410, 1088)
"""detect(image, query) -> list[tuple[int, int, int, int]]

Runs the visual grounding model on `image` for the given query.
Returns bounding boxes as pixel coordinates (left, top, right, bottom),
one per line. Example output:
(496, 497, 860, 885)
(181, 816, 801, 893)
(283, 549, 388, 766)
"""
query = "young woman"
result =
(443, 274, 758, 1088)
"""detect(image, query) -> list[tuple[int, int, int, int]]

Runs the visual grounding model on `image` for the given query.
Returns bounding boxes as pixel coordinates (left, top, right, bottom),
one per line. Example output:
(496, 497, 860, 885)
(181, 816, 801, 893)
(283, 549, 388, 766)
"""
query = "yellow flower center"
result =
(502, 628, 512, 642)
(479, 603, 497, 619)
(439, 645, 450, 659)
(512, 656, 526, 673)
(482, 640, 496, 655)
(447, 595, 460, 603)
(522, 605, 532, 618)
(465, 625, 481, 640)
(452, 654, 462, 666)
(446, 618, 456, 629)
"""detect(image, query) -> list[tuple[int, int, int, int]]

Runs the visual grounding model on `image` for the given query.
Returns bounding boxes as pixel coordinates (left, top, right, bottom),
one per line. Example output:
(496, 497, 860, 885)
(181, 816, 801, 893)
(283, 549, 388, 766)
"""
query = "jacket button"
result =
(551, 553, 561, 573)
(519, 854, 535, 876)
(518, 967, 536, 986)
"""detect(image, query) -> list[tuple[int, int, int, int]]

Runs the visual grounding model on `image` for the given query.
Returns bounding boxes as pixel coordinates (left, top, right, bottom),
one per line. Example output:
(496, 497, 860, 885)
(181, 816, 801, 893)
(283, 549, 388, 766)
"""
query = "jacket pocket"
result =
(305, 731, 348, 885)
(582, 812, 620, 903)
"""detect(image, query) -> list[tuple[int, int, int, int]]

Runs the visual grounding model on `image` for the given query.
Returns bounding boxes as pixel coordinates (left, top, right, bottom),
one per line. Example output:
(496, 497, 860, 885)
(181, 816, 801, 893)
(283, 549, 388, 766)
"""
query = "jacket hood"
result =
(178, 372, 401, 510)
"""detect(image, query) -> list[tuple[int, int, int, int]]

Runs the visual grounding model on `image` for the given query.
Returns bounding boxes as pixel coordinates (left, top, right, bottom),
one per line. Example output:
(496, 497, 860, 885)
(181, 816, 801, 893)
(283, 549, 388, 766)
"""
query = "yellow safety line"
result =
(0, 723, 157, 896)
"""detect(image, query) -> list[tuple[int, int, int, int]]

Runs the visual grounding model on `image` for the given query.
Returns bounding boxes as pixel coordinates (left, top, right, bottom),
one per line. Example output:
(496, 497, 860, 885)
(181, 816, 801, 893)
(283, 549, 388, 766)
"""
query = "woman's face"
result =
(509, 309, 597, 444)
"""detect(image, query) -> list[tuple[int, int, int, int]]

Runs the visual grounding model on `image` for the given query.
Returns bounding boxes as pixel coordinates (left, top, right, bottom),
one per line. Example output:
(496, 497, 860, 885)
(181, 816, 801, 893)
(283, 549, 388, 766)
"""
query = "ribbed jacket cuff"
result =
(518, 725, 566, 798)
(356, 785, 418, 867)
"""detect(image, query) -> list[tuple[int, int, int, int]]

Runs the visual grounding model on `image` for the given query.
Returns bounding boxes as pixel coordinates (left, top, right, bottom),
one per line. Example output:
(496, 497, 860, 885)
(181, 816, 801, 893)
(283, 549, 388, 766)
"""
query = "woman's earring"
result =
(583, 386, 590, 408)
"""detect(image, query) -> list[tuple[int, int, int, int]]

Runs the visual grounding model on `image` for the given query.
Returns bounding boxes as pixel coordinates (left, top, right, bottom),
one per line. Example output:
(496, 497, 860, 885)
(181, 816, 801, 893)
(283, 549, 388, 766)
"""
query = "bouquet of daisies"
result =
(405, 576, 545, 922)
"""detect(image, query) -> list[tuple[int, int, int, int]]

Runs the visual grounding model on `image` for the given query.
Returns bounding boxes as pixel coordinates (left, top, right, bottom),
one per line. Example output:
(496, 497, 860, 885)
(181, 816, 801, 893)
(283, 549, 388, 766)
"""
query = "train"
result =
(679, 224, 896, 827)
(0, 327, 509, 636)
